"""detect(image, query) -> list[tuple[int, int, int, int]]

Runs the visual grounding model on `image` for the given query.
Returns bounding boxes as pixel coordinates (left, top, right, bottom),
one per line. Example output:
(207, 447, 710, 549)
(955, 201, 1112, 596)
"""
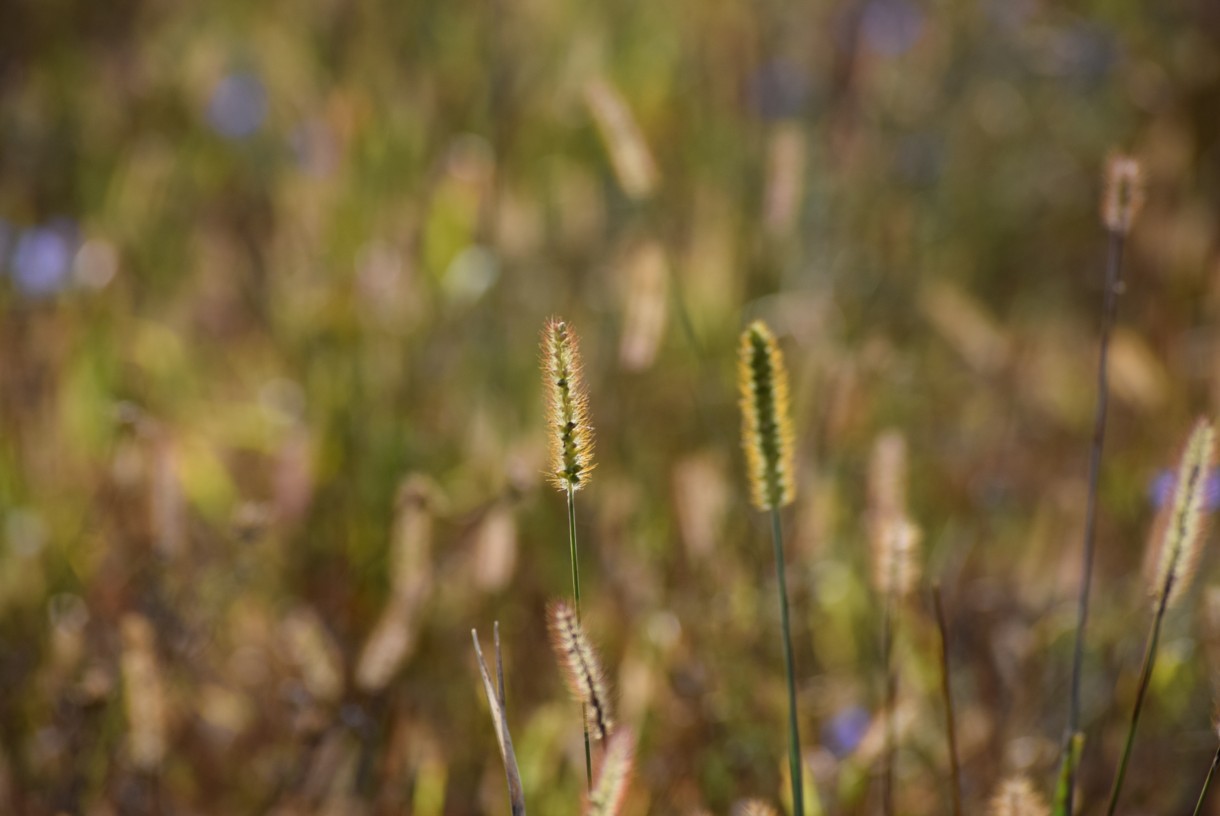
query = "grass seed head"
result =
(547, 599, 613, 741)
(988, 776, 1049, 816)
(542, 318, 595, 492)
(872, 516, 922, 600)
(586, 727, 635, 816)
(1148, 418, 1215, 609)
(1101, 152, 1145, 235)
(738, 320, 796, 511)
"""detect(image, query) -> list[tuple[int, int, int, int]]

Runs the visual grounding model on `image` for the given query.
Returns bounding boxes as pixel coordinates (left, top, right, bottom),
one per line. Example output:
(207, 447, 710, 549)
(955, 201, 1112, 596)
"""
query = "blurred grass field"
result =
(3, 0, 1220, 813)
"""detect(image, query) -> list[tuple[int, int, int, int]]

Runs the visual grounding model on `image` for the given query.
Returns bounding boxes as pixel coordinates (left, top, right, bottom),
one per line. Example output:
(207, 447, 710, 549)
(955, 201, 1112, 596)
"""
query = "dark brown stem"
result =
(933, 585, 963, 816)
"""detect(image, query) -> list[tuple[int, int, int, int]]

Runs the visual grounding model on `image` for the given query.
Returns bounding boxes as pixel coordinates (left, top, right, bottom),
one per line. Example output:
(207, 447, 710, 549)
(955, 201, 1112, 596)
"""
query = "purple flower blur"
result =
(823, 705, 871, 758)
(207, 71, 267, 139)
(11, 220, 77, 298)
(860, 0, 924, 57)
(1148, 468, 1220, 511)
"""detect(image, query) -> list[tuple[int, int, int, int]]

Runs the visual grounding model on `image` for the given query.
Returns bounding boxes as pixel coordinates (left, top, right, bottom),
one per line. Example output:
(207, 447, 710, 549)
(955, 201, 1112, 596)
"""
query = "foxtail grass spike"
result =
(1148, 418, 1215, 609)
(990, 777, 1050, 816)
(872, 518, 922, 601)
(1101, 153, 1145, 236)
(732, 800, 780, 816)
(542, 318, 595, 492)
(547, 600, 613, 741)
(869, 430, 908, 524)
(738, 321, 796, 511)
(1106, 420, 1216, 816)
(585, 728, 635, 816)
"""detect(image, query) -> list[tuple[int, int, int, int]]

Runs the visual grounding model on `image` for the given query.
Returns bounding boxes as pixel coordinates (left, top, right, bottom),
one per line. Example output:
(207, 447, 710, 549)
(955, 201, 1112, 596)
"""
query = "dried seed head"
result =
(355, 596, 416, 693)
(738, 321, 797, 511)
(282, 608, 344, 702)
(988, 776, 1049, 816)
(586, 728, 635, 816)
(1148, 418, 1216, 609)
(868, 430, 908, 524)
(732, 800, 780, 816)
(120, 614, 167, 771)
(1101, 153, 1145, 235)
(584, 78, 658, 201)
(547, 600, 613, 741)
(872, 517, 922, 600)
(542, 318, 595, 492)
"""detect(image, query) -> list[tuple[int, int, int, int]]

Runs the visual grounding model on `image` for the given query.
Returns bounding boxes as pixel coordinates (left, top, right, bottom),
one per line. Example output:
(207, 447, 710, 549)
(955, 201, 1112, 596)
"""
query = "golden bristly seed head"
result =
(1149, 417, 1215, 609)
(988, 776, 1049, 816)
(738, 320, 796, 511)
(542, 318, 595, 492)
(546, 599, 613, 741)
(1101, 153, 1145, 235)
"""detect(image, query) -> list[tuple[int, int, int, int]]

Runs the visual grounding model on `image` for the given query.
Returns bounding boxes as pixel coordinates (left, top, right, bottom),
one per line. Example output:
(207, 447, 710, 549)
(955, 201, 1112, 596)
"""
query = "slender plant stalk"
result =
(770, 509, 805, 816)
(1062, 227, 1126, 812)
(567, 486, 593, 791)
(1191, 745, 1220, 816)
(932, 586, 962, 816)
(881, 596, 895, 816)
(473, 624, 526, 816)
(1104, 582, 1171, 816)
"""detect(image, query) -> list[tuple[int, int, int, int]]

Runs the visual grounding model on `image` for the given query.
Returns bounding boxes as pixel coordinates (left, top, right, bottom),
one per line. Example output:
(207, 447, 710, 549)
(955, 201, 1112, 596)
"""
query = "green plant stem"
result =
(1105, 586, 1170, 816)
(566, 486, 593, 791)
(1191, 745, 1220, 816)
(1063, 228, 1125, 814)
(932, 586, 962, 816)
(770, 509, 805, 816)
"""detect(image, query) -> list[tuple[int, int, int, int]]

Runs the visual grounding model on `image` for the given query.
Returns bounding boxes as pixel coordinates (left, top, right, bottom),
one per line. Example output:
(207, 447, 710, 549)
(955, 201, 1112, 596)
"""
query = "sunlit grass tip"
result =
(1148, 417, 1215, 608)
(585, 728, 635, 816)
(738, 320, 796, 511)
(542, 317, 595, 492)
(1101, 152, 1145, 235)
(547, 599, 613, 741)
(731, 799, 780, 816)
(989, 776, 1050, 816)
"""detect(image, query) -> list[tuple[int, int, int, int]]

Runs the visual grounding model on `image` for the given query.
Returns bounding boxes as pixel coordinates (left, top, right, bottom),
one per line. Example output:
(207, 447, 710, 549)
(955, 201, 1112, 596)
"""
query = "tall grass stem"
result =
(932, 586, 963, 816)
(1063, 229, 1125, 812)
(1104, 584, 1170, 816)
(567, 486, 593, 790)
(770, 509, 805, 816)
(1191, 745, 1220, 816)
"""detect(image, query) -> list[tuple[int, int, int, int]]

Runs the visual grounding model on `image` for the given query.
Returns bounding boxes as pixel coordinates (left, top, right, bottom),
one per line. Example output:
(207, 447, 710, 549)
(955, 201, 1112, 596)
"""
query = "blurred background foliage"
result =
(2, 0, 1220, 812)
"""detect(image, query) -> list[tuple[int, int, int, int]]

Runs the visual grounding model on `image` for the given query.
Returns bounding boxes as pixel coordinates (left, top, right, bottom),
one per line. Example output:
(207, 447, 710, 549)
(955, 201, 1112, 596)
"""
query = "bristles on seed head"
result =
(1101, 153, 1145, 235)
(731, 800, 780, 816)
(542, 318, 595, 492)
(585, 728, 635, 816)
(546, 600, 613, 741)
(872, 516, 922, 600)
(738, 321, 797, 511)
(1148, 418, 1215, 609)
(988, 776, 1049, 816)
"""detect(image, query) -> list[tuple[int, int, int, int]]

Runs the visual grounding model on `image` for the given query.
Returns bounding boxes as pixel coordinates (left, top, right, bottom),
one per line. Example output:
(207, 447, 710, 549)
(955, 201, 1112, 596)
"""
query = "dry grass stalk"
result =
(542, 318, 595, 492)
(585, 728, 635, 816)
(547, 600, 613, 741)
(738, 320, 796, 511)
(473, 624, 526, 816)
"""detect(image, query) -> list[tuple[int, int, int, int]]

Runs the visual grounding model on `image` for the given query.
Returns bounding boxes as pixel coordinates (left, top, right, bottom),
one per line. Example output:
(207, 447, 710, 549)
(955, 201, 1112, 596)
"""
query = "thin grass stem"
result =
(567, 485, 593, 790)
(770, 508, 805, 815)
(1191, 745, 1220, 816)
(932, 585, 962, 816)
(1104, 583, 1170, 816)
(1063, 229, 1125, 812)
(882, 596, 895, 816)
